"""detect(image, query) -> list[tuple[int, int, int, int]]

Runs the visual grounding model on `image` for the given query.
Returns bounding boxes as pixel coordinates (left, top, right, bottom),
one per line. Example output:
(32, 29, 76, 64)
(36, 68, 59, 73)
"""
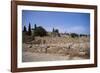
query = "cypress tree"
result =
(28, 23, 31, 36)
(34, 24, 37, 30)
(23, 25, 27, 32)
(53, 28, 55, 32)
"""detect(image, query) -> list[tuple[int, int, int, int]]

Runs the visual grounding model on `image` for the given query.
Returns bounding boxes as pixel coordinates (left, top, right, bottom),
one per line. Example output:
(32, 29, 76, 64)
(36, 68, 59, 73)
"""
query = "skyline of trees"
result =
(23, 23, 89, 37)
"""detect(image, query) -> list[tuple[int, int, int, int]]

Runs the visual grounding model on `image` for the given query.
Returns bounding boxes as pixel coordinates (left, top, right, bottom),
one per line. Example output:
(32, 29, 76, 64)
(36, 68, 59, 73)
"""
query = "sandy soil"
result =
(22, 36, 90, 62)
(22, 51, 86, 62)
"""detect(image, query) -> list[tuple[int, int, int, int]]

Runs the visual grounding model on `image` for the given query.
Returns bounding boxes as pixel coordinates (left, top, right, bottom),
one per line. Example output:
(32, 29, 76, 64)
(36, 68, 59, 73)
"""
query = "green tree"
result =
(34, 24, 37, 30)
(55, 29, 59, 33)
(52, 28, 55, 32)
(23, 25, 27, 32)
(70, 33, 79, 38)
(34, 26, 47, 37)
(28, 23, 32, 36)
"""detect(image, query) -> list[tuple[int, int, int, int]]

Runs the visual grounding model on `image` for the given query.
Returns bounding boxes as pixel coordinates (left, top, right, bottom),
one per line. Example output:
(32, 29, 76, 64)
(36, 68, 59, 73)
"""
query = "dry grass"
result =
(22, 36, 90, 62)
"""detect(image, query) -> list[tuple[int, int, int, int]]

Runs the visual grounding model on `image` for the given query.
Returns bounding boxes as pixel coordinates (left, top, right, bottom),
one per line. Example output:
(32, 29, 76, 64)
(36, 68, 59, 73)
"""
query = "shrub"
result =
(34, 26, 47, 37)
(70, 33, 79, 38)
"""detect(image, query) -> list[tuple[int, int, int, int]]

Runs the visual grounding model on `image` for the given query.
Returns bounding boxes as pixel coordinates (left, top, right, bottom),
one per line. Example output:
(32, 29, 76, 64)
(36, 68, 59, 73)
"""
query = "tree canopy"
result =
(34, 26, 47, 37)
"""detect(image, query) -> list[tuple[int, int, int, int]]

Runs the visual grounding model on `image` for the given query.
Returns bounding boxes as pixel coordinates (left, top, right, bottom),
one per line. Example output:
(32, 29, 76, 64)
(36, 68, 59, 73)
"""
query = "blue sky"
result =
(22, 10, 90, 34)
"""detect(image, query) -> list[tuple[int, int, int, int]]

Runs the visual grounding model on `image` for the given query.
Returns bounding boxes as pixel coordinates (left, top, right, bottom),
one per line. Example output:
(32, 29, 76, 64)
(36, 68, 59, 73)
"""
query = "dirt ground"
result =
(22, 51, 86, 62)
(22, 36, 90, 62)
